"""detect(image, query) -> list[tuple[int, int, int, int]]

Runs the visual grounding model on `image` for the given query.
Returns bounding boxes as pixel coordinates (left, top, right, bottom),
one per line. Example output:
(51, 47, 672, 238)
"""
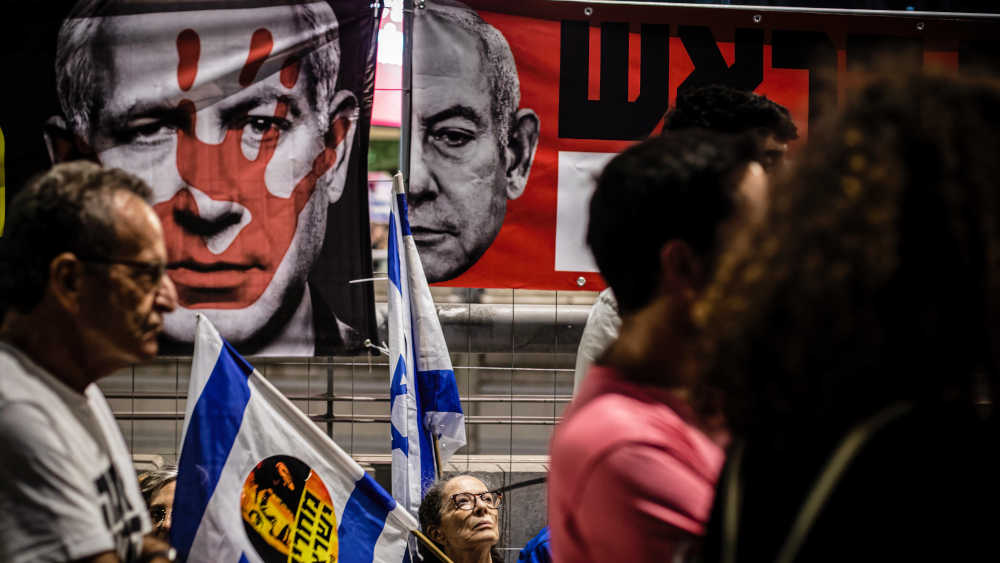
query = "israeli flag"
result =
(172, 315, 418, 563)
(388, 172, 467, 516)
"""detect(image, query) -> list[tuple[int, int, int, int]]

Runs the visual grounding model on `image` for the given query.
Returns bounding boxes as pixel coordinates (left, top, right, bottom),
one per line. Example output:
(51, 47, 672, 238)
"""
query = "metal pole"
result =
(398, 0, 415, 185)
(326, 363, 334, 437)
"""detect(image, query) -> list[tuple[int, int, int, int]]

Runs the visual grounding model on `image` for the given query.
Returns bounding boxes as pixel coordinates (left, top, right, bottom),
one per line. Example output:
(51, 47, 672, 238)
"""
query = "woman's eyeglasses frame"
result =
(448, 491, 503, 510)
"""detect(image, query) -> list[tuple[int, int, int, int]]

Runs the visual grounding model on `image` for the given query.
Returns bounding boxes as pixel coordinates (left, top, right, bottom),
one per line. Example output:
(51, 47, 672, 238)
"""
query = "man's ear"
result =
(659, 240, 704, 294)
(318, 90, 359, 204)
(48, 252, 84, 314)
(503, 108, 540, 201)
(43, 116, 97, 164)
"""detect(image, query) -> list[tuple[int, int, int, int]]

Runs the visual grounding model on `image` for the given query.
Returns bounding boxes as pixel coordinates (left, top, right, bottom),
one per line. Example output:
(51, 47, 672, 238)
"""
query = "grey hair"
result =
(138, 464, 178, 506)
(0, 161, 152, 314)
(424, 1, 520, 146)
(54, 0, 103, 137)
(55, 0, 343, 139)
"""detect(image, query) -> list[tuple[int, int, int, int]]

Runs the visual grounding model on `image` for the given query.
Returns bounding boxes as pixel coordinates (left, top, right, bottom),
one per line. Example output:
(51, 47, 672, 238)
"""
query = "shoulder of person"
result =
(596, 287, 618, 311)
(555, 391, 685, 460)
(0, 344, 66, 406)
(0, 400, 73, 461)
(586, 289, 620, 324)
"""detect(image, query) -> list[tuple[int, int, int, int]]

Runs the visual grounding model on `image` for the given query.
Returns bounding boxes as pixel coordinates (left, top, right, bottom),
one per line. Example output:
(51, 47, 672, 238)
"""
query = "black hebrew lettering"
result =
(959, 40, 1000, 77)
(772, 30, 837, 126)
(843, 35, 922, 111)
(301, 494, 317, 520)
(316, 513, 333, 541)
(292, 528, 310, 557)
(601, 22, 628, 104)
(313, 535, 329, 552)
(290, 488, 336, 563)
(846, 34, 922, 70)
(559, 20, 669, 140)
(300, 513, 315, 528)
(676, 27, 763, 94)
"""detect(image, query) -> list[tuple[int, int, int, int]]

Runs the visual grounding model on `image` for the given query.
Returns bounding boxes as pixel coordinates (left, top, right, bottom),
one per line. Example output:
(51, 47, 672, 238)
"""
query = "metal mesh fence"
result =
(101, 287, 598, 559)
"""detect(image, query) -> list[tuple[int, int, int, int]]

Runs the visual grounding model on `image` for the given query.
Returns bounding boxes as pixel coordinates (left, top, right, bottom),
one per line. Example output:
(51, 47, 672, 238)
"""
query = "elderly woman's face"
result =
(433, 476, 500, 552)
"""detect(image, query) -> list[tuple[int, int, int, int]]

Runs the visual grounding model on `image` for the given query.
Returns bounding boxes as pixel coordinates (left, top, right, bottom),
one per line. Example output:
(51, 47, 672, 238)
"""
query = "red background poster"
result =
(417, 1, 998, 291)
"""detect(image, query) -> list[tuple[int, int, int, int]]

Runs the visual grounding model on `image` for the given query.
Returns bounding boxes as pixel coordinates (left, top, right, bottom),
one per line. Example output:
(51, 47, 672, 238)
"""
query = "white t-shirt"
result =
(0, 342, 151, 562)
(573, 288, 621, 393)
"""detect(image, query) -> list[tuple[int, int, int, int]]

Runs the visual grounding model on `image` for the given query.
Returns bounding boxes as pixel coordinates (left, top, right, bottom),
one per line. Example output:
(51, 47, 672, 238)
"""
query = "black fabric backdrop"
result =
(0, 1, 379, 356)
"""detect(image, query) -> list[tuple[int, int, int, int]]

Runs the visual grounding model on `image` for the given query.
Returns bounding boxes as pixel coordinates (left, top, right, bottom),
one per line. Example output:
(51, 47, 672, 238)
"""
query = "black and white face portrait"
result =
(409, 1, 539, 283)
(50, 0, 360, 355)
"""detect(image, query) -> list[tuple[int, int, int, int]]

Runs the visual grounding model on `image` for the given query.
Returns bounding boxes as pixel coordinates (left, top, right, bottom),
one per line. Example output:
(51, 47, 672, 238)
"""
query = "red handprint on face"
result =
(154, 28, 349, 310)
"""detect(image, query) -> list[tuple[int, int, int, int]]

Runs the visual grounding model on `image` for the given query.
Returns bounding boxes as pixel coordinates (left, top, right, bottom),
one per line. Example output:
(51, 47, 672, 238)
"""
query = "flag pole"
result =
(412, 530, 455, 563)
(432, 434, 443, 481)
(398, 0, 414, 183)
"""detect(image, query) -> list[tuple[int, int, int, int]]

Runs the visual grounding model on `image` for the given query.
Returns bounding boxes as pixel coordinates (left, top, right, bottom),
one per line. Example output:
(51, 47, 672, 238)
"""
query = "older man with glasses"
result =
(0, 161, 178, 563)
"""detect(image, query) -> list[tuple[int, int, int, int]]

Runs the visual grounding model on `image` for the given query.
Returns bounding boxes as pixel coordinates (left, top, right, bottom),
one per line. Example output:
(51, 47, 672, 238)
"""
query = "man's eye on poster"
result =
(9, 0, 378, 357)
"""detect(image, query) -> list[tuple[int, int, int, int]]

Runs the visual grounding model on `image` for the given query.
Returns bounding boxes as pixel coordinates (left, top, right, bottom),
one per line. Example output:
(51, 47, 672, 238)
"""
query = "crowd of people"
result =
(0, 54, 997, 563)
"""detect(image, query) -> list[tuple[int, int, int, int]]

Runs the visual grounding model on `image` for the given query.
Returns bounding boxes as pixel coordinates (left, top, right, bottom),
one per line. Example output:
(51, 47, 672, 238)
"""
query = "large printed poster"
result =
(1, 0, 379, 356)
(410, 0, 1000, 290)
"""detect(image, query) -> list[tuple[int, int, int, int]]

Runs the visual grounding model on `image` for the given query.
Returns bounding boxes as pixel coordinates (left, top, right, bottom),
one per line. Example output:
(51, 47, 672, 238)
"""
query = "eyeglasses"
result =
(78, 256, 167, 287)
(449, 491, 502, 510)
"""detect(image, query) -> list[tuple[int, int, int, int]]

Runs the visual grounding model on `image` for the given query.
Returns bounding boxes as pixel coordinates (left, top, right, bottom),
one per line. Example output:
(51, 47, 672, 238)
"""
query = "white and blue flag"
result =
(388, 172, 467, 516)
(172, 315, 418, 563)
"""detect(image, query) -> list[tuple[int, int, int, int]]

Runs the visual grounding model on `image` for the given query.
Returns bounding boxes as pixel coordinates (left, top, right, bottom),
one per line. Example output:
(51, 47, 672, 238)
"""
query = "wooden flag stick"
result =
(432, 433, 443, 481)
(412, 529, 455, 563)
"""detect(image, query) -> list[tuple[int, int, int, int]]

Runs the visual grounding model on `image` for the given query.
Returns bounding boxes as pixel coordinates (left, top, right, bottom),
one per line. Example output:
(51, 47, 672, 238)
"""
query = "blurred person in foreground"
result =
(695, 70, 1000, 562)
(549, 130, 767, 562)
(573, 85, 797, 392)
(137, 466, 177, 542)
(0, 161, 178, 562)
(418, 474, 503, 563)
(663, 85, 798, 175)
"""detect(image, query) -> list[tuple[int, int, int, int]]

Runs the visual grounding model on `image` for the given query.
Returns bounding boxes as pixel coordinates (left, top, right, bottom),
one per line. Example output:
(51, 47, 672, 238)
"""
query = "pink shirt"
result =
(548, 365, 725, 563)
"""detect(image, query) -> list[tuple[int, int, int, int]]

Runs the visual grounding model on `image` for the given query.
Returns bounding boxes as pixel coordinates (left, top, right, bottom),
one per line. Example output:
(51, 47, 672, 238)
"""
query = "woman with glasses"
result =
(418, 475, 503, 563)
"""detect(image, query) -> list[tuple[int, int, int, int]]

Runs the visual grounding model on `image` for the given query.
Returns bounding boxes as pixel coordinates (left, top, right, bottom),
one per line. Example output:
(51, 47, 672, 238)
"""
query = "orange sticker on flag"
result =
(240, 455, 338, 563)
